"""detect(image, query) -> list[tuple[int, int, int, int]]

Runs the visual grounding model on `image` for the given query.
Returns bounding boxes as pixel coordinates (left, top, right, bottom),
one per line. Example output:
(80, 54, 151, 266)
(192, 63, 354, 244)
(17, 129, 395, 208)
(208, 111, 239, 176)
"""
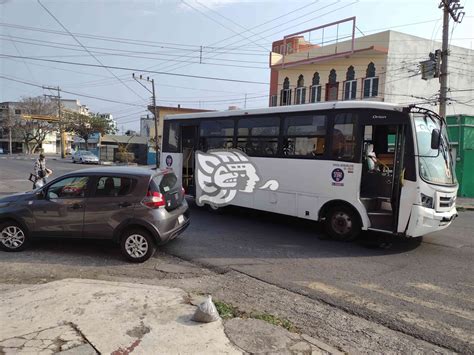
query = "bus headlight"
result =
(421, 193, 434, 209)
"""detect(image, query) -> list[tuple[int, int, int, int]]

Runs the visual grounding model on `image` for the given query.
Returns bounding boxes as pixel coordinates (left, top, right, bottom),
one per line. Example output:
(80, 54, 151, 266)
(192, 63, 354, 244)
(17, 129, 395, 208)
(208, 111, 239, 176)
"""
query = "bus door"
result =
(180, 124, 198, 194)
(360, 123, 406, 232)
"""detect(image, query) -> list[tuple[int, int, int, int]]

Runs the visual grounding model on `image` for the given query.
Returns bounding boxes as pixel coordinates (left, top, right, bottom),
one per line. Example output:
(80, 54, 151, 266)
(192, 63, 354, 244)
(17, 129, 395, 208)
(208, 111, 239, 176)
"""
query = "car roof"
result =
(65, 166, 169, 177)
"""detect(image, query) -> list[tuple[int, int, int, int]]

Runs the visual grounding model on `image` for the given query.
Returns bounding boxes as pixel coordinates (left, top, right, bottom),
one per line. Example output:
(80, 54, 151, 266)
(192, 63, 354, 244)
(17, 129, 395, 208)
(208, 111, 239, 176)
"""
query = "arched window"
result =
(344, 65, 357, 100)
(312, 72, 320, 86)
(364, 62, 379, 98)
(297, 74, 304, 87)
(280, 77, 292, 106)
(295, 75, 306, 104)
(346, 65, 355, 81)
(310, 72, 322, 103)
(366, 62, 376, 78)
(326, 69, 338, 101)
(328, 69, 337, 84)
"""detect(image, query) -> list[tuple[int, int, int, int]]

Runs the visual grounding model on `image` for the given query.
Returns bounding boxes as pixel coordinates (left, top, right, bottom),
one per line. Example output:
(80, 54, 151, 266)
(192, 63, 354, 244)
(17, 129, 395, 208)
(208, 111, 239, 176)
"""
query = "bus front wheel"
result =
(325, 205, 361, 242)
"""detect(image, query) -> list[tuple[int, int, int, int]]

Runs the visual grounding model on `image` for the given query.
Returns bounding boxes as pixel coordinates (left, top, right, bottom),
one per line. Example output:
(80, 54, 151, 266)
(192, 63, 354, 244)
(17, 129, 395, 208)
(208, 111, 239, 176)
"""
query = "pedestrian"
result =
(33, 153, 52, 189)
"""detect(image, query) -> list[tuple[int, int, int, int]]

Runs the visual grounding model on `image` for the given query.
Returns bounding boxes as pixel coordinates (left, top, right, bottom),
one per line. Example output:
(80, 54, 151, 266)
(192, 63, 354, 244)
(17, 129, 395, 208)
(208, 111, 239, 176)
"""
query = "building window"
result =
(270, 95, 277, 107)
(286, 43, 293, 54)
(326, 69, 338, 101)
(310, 72, 322, 103)
(15, 109, 21, 115)
(280, 77, 292, 106)
(363, 62, 379, 98)
(295, 75, 306, 105)
(344, 66, 357, 100)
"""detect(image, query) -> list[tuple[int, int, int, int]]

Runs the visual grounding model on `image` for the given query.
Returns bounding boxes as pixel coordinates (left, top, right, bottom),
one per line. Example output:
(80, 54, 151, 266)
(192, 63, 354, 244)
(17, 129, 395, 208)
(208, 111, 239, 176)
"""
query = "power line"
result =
(0, 54, 270, 84)
(157, 0, 335, 73)
(182, 0, 270, 51)
(36, 0, 147, 103)
(161, 1, 352, 73)
(0, 22, 269, 53)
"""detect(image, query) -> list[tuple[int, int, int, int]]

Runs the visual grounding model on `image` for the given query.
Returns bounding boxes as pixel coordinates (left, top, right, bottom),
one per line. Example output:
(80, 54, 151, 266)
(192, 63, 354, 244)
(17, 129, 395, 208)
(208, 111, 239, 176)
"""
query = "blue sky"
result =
(1, 0, 472, 131)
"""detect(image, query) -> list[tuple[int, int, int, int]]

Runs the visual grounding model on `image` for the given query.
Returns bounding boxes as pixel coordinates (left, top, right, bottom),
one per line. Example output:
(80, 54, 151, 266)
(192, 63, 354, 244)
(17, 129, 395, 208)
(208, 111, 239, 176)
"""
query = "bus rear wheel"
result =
(325, 205, 361, 242)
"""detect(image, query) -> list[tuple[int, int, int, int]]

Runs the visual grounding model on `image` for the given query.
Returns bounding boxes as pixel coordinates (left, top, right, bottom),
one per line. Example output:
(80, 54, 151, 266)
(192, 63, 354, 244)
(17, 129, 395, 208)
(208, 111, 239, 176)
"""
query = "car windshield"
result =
(413, 113, 455, 185)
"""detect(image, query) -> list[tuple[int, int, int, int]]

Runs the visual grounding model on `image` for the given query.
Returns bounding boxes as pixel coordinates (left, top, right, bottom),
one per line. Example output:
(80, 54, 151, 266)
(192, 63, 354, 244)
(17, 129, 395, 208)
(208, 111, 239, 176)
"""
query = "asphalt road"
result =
(163, 204, 473, 353)
(1, 155, 473, 352)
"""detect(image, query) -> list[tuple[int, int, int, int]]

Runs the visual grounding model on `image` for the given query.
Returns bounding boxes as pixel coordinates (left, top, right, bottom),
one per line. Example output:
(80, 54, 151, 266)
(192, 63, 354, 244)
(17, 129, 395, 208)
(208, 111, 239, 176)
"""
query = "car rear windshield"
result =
(152, 172, 179, 194)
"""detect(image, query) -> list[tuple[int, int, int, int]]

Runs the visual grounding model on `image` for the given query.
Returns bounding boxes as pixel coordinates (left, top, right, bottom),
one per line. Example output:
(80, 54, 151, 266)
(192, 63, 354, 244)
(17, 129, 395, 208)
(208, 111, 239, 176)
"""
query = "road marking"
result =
(409, 283, 474, 304)
(303, 281, 474, 345)
(359, 283, 474, 321)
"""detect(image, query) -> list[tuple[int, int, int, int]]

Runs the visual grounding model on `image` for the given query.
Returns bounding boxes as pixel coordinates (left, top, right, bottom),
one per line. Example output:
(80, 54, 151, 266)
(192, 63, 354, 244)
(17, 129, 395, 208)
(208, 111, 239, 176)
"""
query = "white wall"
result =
(385, 31, 474, 116)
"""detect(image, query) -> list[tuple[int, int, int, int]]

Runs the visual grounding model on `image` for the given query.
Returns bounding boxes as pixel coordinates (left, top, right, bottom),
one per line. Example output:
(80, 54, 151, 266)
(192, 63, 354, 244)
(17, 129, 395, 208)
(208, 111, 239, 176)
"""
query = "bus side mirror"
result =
(431, 129, 441, 150)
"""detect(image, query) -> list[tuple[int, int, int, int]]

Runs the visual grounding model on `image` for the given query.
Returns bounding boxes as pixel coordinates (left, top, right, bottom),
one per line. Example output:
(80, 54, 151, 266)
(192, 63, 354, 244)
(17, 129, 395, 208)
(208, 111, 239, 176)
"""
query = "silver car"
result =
(72, 150, 99, 164)
(0, 167, 190, 262)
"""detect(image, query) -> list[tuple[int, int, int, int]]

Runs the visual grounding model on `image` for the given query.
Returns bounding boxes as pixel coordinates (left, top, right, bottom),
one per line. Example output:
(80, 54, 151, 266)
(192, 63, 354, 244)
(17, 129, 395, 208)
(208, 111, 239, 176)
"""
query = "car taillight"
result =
(141, 190, 165, 209)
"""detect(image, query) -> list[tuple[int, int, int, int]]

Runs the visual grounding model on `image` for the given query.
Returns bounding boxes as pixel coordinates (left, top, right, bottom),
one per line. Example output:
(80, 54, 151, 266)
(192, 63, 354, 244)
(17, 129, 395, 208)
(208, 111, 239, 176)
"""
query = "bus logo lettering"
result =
(331, 168, 344, 183)
(195, 150, 279, 207)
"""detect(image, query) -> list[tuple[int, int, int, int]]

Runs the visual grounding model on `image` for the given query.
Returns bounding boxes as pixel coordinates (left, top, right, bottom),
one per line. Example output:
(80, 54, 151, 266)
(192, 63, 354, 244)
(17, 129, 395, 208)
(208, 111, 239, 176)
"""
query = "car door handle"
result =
(118, 202, 132, 208)
(71, 203, 83, 210)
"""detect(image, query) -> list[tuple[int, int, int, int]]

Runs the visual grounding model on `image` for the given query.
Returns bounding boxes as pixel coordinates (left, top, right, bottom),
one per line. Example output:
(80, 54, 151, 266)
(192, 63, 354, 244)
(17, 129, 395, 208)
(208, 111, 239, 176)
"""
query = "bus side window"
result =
(236, 116, 279, 157)
(283, 114, 327, 157)
(331, 113, 356, 161)
(199, 119, 234, 151)
(163, 121, 180, 153)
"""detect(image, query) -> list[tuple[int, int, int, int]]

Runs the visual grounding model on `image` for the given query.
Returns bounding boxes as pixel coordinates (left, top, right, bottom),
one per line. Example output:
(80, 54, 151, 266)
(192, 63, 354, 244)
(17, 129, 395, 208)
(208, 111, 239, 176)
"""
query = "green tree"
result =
(64, 112, 116, 148)
(12, 96, 57, 154)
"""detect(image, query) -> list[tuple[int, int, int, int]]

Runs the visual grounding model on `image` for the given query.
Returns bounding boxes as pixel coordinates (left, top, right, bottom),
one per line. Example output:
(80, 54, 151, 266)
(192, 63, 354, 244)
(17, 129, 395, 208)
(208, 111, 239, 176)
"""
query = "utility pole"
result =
(438, 0, 465, 119)
(43, 86, 66, 158)
(132, 73, 159, 169)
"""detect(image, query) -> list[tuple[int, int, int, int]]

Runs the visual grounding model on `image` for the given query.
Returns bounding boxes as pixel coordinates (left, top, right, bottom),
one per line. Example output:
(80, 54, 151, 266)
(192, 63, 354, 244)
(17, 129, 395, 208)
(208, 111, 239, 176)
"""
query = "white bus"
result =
(160, 101, 457, 240)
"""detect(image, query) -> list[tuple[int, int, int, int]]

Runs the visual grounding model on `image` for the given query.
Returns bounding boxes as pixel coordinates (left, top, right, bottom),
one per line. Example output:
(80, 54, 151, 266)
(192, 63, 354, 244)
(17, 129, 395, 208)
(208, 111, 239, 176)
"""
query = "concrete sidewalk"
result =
(456, 197, 474, 211)
(0, 279, 337, 354)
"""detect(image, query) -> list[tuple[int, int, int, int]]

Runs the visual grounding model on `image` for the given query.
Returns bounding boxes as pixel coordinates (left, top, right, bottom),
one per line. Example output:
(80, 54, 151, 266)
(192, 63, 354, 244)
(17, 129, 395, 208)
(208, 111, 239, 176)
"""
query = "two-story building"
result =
(269, 29, 473, 117)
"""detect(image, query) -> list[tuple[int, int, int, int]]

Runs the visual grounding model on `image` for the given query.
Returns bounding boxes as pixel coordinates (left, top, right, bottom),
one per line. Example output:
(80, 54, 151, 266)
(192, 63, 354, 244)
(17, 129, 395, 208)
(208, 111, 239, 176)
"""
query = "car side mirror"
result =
(431, 129, 441, 150)
(35, 190, 45, 200)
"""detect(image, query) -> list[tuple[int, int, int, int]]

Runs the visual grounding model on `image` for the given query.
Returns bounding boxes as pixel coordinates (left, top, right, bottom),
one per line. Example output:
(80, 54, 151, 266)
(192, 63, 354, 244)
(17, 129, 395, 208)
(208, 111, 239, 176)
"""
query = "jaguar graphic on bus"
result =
(160, 101, 457, 241)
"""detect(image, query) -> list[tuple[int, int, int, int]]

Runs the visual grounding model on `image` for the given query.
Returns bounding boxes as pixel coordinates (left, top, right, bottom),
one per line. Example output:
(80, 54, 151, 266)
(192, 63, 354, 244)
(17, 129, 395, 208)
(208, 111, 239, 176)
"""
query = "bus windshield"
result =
(413, 113, 455, 185)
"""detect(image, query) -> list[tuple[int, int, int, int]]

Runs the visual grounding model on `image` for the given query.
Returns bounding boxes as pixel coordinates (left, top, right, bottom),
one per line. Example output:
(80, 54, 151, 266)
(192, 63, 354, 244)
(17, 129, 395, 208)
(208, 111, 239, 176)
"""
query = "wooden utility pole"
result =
(438, 0, 465, 119)
(132, 73, 159, 169)
(43, 86, 66, 158)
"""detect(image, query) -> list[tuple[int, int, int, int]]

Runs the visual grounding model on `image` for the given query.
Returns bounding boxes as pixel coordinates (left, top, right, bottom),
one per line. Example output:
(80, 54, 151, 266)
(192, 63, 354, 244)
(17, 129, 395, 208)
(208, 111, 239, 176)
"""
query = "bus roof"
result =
(163, 101, 406, 121)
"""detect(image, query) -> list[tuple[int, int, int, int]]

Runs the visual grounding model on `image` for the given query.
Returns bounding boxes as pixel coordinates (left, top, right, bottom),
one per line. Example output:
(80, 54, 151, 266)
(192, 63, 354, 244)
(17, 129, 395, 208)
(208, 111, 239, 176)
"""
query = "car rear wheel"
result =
(325, 205, 361, 242)
(120, 228, 156, 263)
(0, 222, 28, 252)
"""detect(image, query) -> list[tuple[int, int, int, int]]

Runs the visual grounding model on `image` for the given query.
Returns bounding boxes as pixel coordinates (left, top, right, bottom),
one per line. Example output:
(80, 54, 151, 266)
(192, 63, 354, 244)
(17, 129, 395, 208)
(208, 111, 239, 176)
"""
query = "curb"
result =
(457, 205, 474, 211)
(301, 334, 345, 355)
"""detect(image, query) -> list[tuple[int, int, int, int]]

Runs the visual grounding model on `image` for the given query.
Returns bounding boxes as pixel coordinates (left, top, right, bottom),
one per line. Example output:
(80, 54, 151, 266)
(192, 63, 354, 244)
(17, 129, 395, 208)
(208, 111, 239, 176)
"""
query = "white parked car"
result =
(72, 150, 99, 164)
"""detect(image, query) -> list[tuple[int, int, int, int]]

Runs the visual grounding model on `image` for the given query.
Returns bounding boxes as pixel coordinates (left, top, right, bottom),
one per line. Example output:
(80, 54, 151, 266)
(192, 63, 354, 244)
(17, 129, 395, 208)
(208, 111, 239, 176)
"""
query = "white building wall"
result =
(382, 31, 473, 115)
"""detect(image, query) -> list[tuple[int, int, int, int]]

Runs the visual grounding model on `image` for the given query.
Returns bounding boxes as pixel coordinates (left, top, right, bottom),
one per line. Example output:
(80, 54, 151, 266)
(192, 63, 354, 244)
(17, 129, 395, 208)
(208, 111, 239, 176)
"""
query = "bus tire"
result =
(325, 205, 361, 241)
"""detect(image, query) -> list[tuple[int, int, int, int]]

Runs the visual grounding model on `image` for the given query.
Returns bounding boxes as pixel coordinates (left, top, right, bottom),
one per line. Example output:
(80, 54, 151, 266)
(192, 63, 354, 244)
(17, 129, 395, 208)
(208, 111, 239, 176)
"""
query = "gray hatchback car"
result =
(0, 167, 189, 262)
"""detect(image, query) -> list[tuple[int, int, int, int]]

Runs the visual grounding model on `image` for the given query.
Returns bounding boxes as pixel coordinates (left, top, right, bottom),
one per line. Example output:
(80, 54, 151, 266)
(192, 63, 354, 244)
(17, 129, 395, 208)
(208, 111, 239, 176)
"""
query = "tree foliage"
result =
(12, 96, 58, 154)
(63, 111, 116, 145)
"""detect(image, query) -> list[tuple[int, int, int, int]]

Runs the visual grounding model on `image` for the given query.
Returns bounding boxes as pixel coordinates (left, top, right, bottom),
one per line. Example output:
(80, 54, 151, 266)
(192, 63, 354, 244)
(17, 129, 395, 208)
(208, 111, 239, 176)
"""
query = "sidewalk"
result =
(456, 197, 474, 211)
(0, 279, 338, 354)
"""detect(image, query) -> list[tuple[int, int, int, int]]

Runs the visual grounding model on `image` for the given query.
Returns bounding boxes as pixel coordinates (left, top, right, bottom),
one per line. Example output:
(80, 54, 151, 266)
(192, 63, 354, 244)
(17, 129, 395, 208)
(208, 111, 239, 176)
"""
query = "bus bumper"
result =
(405, 205, 458, 238)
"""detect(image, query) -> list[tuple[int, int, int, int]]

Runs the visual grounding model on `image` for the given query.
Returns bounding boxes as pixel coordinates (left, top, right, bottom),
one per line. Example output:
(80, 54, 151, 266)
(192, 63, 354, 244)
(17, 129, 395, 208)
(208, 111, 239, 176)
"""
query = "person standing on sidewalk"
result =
(33, 153, 52, 188)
